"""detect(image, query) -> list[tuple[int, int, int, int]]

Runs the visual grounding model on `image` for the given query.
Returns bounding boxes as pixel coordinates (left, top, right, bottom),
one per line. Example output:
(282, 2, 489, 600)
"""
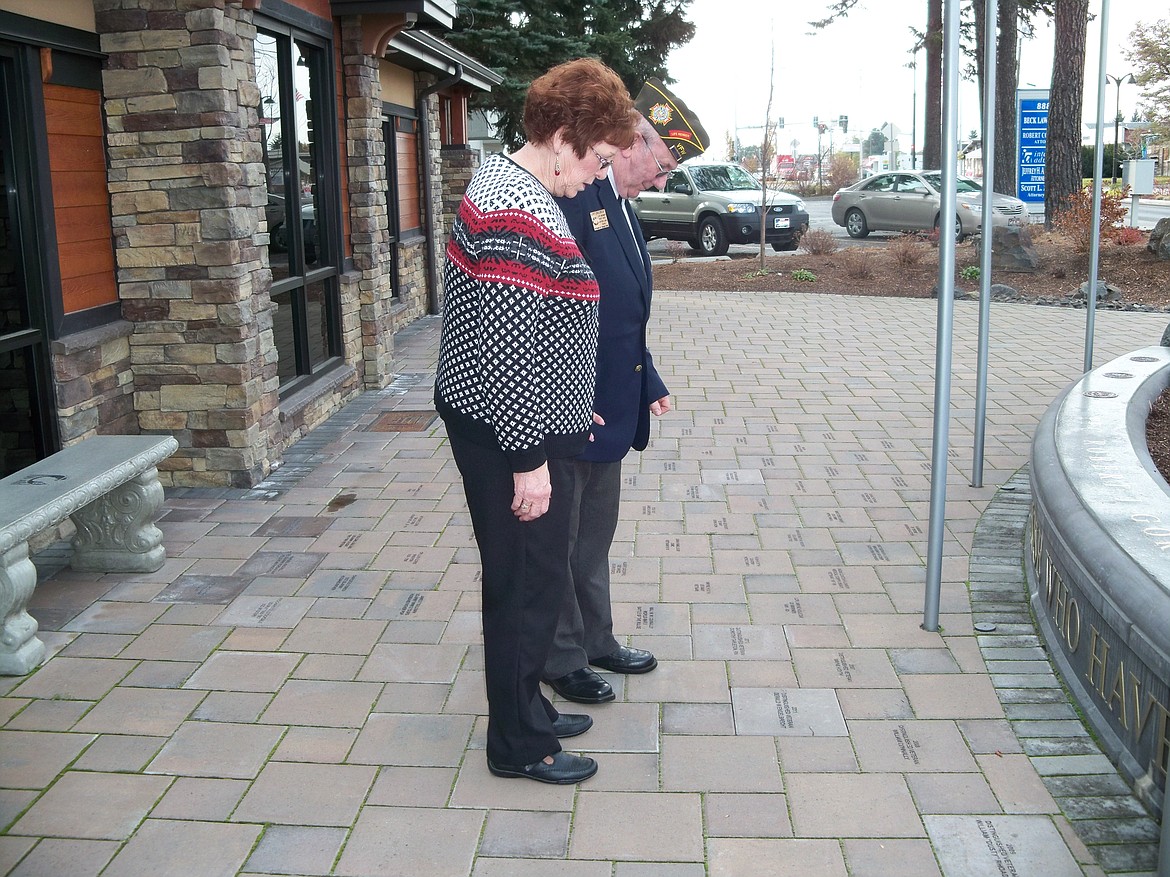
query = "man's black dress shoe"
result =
(487, 751, 598, 784)
(552, 713, 593, 738)
(590, 646, 657, 674)
(545, 667, 614, 704)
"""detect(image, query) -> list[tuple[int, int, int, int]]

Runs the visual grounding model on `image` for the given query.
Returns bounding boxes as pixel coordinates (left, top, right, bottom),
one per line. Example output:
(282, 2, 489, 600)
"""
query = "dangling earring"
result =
(554, 154, 561, 176)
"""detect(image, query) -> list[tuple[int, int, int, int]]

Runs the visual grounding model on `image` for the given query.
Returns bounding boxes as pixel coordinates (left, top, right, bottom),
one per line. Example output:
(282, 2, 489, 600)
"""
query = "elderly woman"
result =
(435, 58, 637, 784)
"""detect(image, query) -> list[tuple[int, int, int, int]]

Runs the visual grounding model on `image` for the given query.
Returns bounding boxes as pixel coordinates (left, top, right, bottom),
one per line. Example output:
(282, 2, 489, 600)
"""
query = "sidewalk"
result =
(2, 292, 1167, 877)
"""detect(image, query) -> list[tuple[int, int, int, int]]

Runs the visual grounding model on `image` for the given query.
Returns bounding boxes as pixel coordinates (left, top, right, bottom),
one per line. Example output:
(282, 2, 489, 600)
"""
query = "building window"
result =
(381, 117, 401, 298)
(255, 24, 341, 390)
(386, 112, 421, 239)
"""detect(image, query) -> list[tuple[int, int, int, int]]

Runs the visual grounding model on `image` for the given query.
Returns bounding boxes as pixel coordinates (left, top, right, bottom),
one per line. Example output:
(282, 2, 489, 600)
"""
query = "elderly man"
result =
(545, 81, 709, 704)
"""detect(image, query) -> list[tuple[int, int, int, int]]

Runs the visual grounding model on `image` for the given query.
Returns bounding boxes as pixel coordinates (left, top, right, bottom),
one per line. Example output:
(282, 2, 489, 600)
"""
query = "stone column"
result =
(440, 145, 479, 240)
(96, 0, 279, 487)
(420, 85, 447, 313)
(340, 17, 394, 389)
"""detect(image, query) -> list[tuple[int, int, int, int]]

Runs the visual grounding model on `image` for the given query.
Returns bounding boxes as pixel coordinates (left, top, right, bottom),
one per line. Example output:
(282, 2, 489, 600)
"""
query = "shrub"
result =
(959, 265, 980, 281)
(836, 248, 874, 280)
(798, 228, 838, 255)
(1051, 184, 1130, 253)
(791, 268, 817, 282)
(793, 177, 819, 198)
(827, 153, 859, 192)
(886, 233, 930, 266)
(1115, 226, 1145, 246)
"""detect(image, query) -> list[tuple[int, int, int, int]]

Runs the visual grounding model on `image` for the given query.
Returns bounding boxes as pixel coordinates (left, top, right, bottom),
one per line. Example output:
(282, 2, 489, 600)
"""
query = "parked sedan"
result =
(830, 171, 1028, 239)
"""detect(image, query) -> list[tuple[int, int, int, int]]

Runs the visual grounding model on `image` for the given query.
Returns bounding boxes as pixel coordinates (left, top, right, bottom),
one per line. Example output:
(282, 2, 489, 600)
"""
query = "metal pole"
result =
(912, 50, 918, 170)
(972, 0, 997, 489)
(1084, 0, 1110, 373)
(923, 0, 961, 632)
(1160, 767, 1170, 876)
(1112, 81, 1121, 184)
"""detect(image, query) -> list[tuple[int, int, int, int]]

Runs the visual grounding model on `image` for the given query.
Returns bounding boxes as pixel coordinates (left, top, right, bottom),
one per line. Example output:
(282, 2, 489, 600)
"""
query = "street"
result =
(644, 194, 1169, 260)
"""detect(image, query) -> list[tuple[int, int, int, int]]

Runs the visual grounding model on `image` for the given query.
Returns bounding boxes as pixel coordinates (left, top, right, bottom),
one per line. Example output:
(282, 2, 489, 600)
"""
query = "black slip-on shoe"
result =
(590, 646, 658, 674)
(552, 713, 593, 738)
(487, 751, 598, 784)
(544, 667, 615, 703)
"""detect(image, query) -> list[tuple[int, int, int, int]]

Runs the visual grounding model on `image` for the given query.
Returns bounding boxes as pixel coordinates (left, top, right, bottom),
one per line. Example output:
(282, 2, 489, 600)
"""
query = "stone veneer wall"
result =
(440, 144, 477, 240)
(96, 0, 280, 488)
(50, 321, 137, 445)
(340, 18, 393, 390)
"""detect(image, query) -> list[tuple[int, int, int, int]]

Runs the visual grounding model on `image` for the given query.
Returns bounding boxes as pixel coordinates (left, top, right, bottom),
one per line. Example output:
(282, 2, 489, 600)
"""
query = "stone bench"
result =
(0, 435, 178, 675)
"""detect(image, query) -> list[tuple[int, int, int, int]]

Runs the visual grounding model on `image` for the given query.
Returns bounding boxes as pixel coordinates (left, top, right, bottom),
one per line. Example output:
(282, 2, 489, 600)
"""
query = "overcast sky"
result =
(665, 0, 1149, 159)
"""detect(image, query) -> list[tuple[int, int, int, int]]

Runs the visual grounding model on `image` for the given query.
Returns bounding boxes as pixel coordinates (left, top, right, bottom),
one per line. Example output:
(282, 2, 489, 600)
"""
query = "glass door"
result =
(0, 45, 57, 477)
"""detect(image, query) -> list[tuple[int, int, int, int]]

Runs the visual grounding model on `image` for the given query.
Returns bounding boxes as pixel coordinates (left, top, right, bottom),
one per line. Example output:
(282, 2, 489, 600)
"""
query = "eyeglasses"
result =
(642, 135, 671, 178)
(593, 148, 614, 171)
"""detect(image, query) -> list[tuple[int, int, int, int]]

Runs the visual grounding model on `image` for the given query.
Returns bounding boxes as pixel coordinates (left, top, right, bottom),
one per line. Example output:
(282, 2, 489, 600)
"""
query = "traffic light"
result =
(812, 115, 818, 127)
(839, 115, 848, 133)
(777, 117, 784, 129)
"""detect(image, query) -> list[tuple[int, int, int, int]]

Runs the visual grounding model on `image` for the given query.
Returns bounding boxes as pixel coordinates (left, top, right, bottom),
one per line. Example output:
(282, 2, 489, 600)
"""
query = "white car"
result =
(830, 171, 1028, 240)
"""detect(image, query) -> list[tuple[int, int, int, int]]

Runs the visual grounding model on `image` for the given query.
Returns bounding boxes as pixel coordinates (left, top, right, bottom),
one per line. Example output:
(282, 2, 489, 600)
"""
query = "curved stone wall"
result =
(1028, 345, 1170, 813)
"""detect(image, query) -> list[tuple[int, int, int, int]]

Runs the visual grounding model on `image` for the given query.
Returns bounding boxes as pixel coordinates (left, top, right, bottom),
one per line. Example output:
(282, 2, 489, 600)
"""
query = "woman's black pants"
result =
(449, 433, 576, 766)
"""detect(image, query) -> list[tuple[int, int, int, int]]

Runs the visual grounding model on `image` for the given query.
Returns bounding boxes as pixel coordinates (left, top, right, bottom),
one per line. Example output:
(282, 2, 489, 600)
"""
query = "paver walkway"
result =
(1, 291, 1166, 877)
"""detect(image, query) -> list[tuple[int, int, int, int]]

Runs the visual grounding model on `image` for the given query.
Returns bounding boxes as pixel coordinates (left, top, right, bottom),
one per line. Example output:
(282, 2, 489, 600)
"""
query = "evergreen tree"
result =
(1043, 0, 1089, 227)
(449, 0, 696, 150)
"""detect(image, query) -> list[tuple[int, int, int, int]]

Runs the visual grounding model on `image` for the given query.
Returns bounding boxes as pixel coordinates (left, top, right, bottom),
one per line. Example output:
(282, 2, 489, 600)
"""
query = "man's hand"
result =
(650, 396, 672, 416)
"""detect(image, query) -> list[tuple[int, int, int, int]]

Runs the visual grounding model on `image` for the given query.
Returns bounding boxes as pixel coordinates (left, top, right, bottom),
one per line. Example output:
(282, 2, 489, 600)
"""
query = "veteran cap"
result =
(635, 78, 709, 162)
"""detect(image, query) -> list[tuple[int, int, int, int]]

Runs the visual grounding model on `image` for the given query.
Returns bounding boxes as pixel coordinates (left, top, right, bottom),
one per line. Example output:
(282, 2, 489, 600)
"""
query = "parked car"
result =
(830, 170, 1028, 240)
(632, 162, 809, 256)
(270, 200, 320, 264)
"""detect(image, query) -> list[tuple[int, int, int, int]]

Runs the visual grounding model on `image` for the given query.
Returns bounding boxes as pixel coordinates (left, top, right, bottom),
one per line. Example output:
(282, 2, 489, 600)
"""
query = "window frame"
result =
(254, 15, 344, 396)
(381, 114, 402, 299)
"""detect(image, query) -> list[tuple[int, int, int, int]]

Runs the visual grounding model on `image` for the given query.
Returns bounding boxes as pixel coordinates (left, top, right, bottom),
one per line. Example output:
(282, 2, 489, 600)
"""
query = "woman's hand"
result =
(512, 463, 552, 521)
(588, 411, 606, 442)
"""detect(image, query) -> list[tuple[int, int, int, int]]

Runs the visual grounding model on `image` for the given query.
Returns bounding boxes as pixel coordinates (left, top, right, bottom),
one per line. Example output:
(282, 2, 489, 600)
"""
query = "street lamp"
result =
(907, 46, 919, 170)
(1106, 73, 1135, 185)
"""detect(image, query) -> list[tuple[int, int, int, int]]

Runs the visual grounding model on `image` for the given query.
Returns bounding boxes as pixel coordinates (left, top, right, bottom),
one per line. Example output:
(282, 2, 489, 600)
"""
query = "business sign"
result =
(1017, 89, 1049, 210)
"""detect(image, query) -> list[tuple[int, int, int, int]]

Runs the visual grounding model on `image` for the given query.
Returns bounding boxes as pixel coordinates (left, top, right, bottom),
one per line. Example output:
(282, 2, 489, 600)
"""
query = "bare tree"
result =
(1043, 0, 1089, 227)
(758, 42, 777, 270)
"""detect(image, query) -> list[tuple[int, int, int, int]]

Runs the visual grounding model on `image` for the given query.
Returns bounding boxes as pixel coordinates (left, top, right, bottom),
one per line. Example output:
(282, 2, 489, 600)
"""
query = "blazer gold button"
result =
(634, 364, 643, 372)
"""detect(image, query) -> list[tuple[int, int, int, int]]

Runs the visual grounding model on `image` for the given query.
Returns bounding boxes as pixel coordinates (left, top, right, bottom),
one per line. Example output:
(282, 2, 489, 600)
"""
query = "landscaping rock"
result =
(991, 224, 1041, 272)
(1161, 321, 1170, 347)
(990, 283, 1024, 301)
(1073, 280, 1124, 304)
(1148, 217, 1170, 260)
(1157, 232, 1170, 262)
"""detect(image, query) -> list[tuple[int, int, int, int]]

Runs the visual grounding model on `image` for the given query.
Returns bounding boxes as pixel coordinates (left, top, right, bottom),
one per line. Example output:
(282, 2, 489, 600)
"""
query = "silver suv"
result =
(632, 163, 809, 256)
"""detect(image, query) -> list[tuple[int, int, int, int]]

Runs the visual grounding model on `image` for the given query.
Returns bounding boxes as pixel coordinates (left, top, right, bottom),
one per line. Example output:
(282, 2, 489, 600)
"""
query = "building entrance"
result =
(0, 46, 58, 477)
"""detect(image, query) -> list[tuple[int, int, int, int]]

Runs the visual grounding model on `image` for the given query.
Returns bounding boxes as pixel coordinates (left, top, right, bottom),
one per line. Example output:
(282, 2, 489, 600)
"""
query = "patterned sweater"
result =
(435, 154, 600, 472)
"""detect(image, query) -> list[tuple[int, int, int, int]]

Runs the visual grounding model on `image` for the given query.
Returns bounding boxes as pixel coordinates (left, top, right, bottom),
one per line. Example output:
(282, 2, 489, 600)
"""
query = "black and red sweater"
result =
(435, 154, 600, 472)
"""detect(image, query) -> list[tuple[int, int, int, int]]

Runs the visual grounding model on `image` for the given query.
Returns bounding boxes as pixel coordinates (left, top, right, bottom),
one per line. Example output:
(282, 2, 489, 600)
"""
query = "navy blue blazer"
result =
(557, 178, 669, 463)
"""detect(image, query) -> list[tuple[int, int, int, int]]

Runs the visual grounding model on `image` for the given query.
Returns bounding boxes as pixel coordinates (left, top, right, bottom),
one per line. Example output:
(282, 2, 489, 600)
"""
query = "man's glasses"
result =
(642, 135, 670, 178)
(593, 148, 614, 170)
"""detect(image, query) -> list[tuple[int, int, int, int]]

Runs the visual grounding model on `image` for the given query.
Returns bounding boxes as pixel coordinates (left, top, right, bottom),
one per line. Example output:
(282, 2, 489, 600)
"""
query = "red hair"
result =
(523, 58, 637, 156)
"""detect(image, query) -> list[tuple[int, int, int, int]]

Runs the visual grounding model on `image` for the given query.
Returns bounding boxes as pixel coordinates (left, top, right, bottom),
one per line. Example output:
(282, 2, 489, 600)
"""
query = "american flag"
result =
(295, 89, 305, 101)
